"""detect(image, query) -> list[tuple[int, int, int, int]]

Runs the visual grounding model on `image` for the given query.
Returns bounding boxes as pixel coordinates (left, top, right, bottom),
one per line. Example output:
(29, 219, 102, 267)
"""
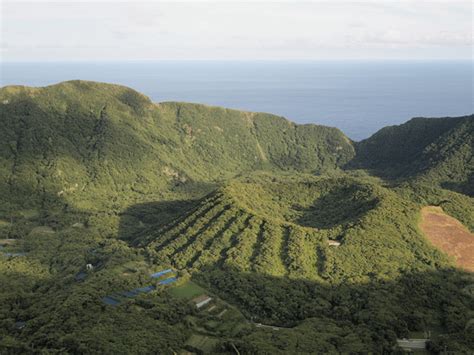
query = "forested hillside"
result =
(0, 81, 472, 354)
(0, 80, 353, 213)
(351, 116, 474, 196)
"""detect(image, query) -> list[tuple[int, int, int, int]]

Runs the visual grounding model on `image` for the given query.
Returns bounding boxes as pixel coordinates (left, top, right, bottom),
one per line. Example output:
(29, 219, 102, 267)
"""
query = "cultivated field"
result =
(420, 206, 474, 272)
(168, 280, 206, 299)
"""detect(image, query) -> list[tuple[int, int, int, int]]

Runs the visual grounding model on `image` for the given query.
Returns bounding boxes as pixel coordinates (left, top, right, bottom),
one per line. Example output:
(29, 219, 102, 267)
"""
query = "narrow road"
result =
(397, 339, 427, 350)
(252, 322, 291, 331)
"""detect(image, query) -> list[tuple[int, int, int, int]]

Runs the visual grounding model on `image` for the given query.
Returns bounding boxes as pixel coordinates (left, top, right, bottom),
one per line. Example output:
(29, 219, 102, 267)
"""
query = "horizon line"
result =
(2, 58, 473, 64)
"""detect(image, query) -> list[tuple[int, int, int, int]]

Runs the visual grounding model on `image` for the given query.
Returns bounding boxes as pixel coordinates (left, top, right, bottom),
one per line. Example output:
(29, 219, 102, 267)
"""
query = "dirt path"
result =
(420, 206, 474, 272)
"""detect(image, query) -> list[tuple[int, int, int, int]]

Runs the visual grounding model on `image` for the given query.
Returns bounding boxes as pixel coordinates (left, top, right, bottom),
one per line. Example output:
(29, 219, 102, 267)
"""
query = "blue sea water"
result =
(1, 61, 472, 140)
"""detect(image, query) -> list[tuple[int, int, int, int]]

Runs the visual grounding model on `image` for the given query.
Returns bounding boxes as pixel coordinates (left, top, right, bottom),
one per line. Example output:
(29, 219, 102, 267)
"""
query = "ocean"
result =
(1, 60, 472, 141)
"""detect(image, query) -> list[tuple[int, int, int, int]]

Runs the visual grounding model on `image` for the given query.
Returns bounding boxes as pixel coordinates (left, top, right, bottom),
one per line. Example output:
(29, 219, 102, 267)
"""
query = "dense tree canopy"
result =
(0, 81, 472, 353)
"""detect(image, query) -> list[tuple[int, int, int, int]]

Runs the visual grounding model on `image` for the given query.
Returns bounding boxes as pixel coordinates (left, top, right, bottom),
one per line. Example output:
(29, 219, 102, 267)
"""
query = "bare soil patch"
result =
(420, 206, 474, 272)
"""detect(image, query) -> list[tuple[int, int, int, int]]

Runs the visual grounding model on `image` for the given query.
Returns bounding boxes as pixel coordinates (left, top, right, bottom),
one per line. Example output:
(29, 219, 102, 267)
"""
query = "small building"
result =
(102, 296, 121, 306)
(14, 321, 26, 330)
(3, 252, 26, 257)
(134, 285, 155, 293)
(150, 269, 173, 278)
(397, 338, 427, 351)
(328, 240, 341, 247)
(158, 277, 177, 285)
(192, 295, 212, 309)
(86, 264, 94, 271)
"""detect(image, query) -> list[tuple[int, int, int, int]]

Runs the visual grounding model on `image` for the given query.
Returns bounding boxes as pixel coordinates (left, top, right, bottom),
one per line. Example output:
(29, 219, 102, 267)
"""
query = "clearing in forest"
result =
(168, 280, 206, 299)
(420, 206, 474, 272)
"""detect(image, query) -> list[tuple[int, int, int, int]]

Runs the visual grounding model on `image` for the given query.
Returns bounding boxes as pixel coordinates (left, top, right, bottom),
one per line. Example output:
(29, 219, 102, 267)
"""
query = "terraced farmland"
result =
(145, 173, 451, 281)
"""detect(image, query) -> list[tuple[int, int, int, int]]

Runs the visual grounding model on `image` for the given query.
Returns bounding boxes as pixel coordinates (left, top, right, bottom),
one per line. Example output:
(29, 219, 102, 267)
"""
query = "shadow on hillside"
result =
(345, 153, 474, 199)
(117, 180, 218, 245)
(296, 185, 378, 229)
(441, 173, 474, 198)
(192, 266, 473, 353)
(0, 177, 90, 240)
(117, 198, 202, 245)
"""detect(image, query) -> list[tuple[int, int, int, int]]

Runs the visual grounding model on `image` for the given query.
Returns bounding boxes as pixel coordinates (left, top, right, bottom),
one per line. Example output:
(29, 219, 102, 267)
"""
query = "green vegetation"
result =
(195, 268, 474, 353)
(147, 172, 455, 283)
(185, 334, 220, 354)
(351, 116, 474, 196)
(0, 81, 472, 353)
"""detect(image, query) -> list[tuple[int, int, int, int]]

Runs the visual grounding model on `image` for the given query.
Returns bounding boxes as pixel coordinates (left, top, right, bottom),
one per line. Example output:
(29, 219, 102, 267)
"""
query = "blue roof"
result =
(121, 290, 139, 297)
(159, 277, 177, 285)
(134, 285, 155, 293)
(2, 252, 26, 257)
(102, 296, 121, 306)
(150, 269, 173, 278)
(102, 274, 179, 305)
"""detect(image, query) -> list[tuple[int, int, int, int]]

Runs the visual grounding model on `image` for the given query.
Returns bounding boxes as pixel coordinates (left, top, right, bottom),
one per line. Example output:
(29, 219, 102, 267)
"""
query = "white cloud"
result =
(1, 1, 472, 61)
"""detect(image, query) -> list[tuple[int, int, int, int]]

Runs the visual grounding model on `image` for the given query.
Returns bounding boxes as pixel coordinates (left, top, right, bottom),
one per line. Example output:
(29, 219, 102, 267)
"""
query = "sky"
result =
(1, 0, 473, 62)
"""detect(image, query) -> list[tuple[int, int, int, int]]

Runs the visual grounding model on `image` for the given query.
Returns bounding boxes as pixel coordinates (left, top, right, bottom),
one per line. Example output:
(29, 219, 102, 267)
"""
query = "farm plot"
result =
(420, 206, 474, 272)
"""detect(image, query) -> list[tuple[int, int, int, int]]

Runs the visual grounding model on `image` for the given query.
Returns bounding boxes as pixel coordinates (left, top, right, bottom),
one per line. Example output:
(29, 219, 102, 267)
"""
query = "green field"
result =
(169, 281, 206, 299)
(184, 334, 219, 353)
(408, 331, 428, 339)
